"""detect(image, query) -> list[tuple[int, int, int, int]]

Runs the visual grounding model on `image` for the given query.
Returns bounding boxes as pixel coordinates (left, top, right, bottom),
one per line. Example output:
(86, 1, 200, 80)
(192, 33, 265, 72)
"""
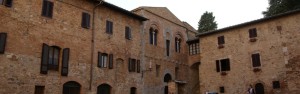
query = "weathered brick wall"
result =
(199, 13, 300, 94)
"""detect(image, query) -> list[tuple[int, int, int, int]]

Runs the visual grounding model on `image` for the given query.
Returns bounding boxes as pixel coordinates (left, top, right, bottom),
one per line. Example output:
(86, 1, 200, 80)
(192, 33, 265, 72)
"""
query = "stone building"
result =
(197, 10, 300, 94)
(0, 0, 199, 94)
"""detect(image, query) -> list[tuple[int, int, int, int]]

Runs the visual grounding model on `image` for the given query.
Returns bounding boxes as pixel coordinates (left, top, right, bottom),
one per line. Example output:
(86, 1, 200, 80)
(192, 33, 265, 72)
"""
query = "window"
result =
(130, 87, 137, 94)
(218, 36, 225, 45)
(216, 58, 230, 72)
(0, 33, 7, 54)
(273, 81, 280, 89)
(249, 28, 257, 38)
(166, 40, 170, 56)
(81, 12, 90, 29)
(137, 60, 140, 73)
(48, 46, 60, 70)
(128, 58, 136, 72)
(40, 44, 70, 74)
(41, 0, 53, 18)
(106, 21, 113, 34)
(175, 38, 181, 53)
(220, 86, 225, 93)
(125, 26, 131, 40)
(189, 43, 200, 55)
(34, 86, 45, 94)
(98, 53, 108, 68)
(149, 28, 157, 45)
(251, 53, 261, 67)
(156, 65, 160, 77)
(0, 0, 12, 7)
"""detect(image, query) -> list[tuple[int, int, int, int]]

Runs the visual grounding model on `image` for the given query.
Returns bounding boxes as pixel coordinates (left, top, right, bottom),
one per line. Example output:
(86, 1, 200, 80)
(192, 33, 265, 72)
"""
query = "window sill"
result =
(220, 71, 227, 76)
(253, 67, 261, 72)
(249, 38, 257, 42)
(218, 44, 224, 49)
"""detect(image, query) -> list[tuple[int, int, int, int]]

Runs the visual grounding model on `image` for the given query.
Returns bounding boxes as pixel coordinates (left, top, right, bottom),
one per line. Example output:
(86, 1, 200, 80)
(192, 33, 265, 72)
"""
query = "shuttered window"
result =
(166, 40, 170, 56)
(81, 12, 90, 29)
(216, 58, 230, 72)
(125, 26, 131, 40)
(128, 58, 137, 72)
(218, 36, 225, 45)
(61, 48, 70, 76)
(108, 54, 113, 69)
(0, 33, 7, 54)
(106, 21, 113, 34)
(48, 46, 60, 71)
(216, 60, 220, 72)
(34, 86, 45, 94)
(40, 44, 49, 74)
(249, 28, 257, 38)
(252, 53, 261, 67)
(41, 0, 53, 18)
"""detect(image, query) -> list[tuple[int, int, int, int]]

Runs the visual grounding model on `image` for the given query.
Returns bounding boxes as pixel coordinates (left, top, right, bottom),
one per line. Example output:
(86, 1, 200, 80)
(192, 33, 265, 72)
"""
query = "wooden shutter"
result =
(216, 60, 220, 72)
(128, 58, 131, 72)
(137, 60, 140, 73)
(166, 40, 170, 56)
(61, 48, 70, 76)
(0, 33, 7, 54)
(108, 54, 113, 69)
(41, 0, 48, 16)
(154, 31, 157, 45)
(106, 21, 109, 33)
(223, 59, 230, 71)
(218, 36, 224, 44)
(252, 53, 261, 67)
(98, 52, 102, 68)
(81, 12, 90, 29)
(40, 43, 49, 74)
(110, 21, 113, 34)
(41, 1, 53, 18)
(125, 27, 129, 39)
(48, 1, 53, 18)
(4, 0, 12, 7)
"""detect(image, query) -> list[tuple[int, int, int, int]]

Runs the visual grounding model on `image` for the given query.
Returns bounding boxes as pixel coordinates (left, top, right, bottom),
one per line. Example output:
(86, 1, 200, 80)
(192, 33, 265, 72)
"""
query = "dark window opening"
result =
(108, 54, 113, 69)
(137, 60, 140, 73)
(252, 53, 261, 67)
(1, 0, 12, 7)
(255, 83, 265, 94)
(106, 21, 113, 34)
(220, 86, 225, 93)
(98, 52, 108, 68)
(273, 81, 280, 89)
(216, 58, 230, 72)
(189, 42, 200, 55)
(81, 12, 90, 29)
(41, 0, 53, 18)
(166, 40, 170, 56)
(63, 81, 81, 94)
(97, 84, 111, 94)
(34, 86, 45, 94)
(0, 33, 7, 54)
(130, 87, 137, 94)
(125, 26, 131, 40)
(128, 58, 138, 72)
(249, 28, 257, 38)
(218, 36, 225, 45)
(164, 73, 172, 82)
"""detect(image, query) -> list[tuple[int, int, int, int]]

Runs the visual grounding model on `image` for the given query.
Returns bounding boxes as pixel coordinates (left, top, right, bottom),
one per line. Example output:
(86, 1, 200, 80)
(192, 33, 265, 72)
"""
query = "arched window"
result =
(175, 37, 181, 53)
(149, 28, 157, 45)
(130, 87, 137, 94)
(164, 73, 172, 82)
(97, 84, 112, 94)
(255, 83, 264, 94)
(63, 81, 81, 94)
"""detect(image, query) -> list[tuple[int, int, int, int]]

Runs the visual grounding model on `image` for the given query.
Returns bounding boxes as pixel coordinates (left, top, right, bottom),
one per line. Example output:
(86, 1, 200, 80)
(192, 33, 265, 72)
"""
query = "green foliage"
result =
(263, 0, 300, 17)
(197, 11, 218, 33)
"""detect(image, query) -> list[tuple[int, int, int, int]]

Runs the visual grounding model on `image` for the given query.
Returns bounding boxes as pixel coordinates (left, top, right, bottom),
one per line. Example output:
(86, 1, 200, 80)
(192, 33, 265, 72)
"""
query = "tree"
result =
(263, 0, 300, 17)
(197, 11, 217, 33)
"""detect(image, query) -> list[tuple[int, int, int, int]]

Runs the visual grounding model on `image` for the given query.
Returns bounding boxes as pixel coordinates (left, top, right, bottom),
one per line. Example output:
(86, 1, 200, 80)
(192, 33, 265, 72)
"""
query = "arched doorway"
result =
(130, 87, 137, 94)
(63, 81, 81, 94)
(164, 73, 172, 94)
(97, 84, 111, 94)
(255, 83, 264, 94)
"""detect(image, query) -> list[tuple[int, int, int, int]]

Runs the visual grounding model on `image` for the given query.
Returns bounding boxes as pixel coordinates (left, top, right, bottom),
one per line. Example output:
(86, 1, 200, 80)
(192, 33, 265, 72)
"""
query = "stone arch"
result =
(63, 81, 81, 94)
(164, 73, 172, 82)
(97, 83, 112, 94)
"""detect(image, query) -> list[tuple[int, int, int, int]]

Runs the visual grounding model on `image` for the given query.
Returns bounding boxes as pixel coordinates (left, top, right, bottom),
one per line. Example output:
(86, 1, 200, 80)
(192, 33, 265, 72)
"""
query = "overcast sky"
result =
(105, 0, 269, 29)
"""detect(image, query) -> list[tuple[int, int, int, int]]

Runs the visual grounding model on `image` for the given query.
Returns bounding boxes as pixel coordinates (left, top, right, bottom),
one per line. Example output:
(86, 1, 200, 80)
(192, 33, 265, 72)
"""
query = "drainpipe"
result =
(90, 0, 104, 90)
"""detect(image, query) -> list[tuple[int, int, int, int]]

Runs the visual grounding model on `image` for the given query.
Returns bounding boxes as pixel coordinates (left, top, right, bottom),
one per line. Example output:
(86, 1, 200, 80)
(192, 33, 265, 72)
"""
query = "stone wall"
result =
(199, 12, 300, 94)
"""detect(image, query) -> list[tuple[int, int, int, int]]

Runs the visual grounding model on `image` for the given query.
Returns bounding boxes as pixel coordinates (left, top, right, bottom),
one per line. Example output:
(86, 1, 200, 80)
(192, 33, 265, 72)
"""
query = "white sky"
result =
(105, 0, 269, 29)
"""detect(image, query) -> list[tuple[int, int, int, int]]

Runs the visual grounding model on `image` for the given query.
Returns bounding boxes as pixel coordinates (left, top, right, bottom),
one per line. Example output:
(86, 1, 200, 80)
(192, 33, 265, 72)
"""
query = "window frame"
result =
(125, 26, 132, 40)
(249, 28, 257, 38)
(218, 36, 225, 45)
(106, 20, 113, 34)
(41, 0, 54, 18)
(48, 46, 60, 71)
(34, 86, 45, 94)
(216, 58, 231, 72)
(251, 53, 261, 67)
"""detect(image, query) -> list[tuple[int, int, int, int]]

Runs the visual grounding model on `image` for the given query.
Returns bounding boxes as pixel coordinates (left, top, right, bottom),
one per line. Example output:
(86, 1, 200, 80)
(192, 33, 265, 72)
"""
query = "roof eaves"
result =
(196, 9, 300, 37)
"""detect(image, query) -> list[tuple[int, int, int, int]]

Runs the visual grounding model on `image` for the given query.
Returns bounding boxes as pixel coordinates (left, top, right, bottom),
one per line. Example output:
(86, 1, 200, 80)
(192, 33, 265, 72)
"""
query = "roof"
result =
(196, 9, 300, 37)
(92, 0, 148, 21)
(182, 21, 197, 33)
(132, 7, 185, 26)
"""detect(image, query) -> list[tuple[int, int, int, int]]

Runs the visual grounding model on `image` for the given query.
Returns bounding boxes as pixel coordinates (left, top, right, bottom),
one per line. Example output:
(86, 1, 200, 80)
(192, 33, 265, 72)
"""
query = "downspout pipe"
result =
(90, 0, 104, 90)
